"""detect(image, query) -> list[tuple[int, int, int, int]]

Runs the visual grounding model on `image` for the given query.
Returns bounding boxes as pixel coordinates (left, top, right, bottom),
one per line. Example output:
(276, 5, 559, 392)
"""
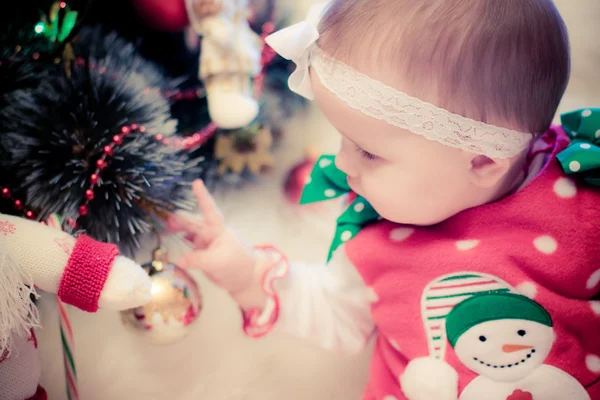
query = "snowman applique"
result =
(401, 272, 589, 400)
(446, 292, 589, 400)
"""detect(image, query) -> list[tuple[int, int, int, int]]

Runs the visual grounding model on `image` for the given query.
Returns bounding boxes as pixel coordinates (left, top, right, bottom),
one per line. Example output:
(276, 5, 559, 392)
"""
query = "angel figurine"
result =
(185, 0, 263, 129)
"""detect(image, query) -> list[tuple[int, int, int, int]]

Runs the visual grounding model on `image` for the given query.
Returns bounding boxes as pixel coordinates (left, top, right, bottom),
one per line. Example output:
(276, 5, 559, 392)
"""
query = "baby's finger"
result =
(168, 212, 204, 234)
(192, 180, 224, 228)
(178, 249, 213, 271)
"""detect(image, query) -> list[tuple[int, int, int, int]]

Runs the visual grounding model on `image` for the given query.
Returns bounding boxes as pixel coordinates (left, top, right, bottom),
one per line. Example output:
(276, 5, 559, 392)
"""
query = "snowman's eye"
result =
(479, 336, 487, 342)
(518, 330, 526, 337)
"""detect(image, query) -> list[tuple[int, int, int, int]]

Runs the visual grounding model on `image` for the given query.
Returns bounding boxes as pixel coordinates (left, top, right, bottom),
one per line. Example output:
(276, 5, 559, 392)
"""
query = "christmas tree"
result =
(0, 0, 304, 255)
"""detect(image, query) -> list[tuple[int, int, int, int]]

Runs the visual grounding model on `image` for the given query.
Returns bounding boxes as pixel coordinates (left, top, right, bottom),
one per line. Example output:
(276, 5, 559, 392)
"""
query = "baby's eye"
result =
(355, 145, 378, 160)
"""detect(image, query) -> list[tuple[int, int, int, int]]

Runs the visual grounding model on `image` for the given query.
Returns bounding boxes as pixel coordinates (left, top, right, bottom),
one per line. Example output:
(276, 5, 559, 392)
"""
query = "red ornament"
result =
(96, 159, 107, 169)
(131, 124, 138, 130)
(78, 205, 89, 216)
(14, 200, 23, 210)
(262, 22, 276, 34)
(2, 188, 11, 198)
(85, 190, 95, 200)
(113, 135, 123, 145)
(25, 210, 35, 220)
(90, 174, 99, 184)
(103, 145, 113, 156)
(283, 147, 319, 204)
(131, 0, 189, 32)
(121, 126, 131, 135)
(155, 134, 164, 141)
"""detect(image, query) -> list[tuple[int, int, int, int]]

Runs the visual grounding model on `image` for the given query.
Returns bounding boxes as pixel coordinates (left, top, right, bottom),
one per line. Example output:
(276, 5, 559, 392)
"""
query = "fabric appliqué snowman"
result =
(401, 272, 590, 400)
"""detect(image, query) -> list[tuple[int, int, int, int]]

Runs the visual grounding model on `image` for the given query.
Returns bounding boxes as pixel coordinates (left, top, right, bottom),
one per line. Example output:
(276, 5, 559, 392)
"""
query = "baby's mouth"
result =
(473, 348, 536, 369)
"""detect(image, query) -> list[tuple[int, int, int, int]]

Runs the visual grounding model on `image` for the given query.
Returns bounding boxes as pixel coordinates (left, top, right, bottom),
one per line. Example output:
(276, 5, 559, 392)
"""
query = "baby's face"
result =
(311, 70, 482, 225)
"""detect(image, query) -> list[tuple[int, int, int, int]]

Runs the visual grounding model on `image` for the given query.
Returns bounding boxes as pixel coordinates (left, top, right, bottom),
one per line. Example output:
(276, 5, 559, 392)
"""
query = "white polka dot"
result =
(586, 354, 600, 374)
(586, 269, 600, 290)
(516, 282, 537, 299)
(319, 158, 332, 168)
(353, 202, 365, 212)
(590, 301, 600, 315)
(596, 130, 600, 139)
(569, 161, 581, 172)
(389, 227, 414, 242)
(553, 177, 577, 199)
(366, 287, 379, 303)
(389, 339, 401, 351)
(340, 230, 353, 242)
(324, 189, 336, 197)
(581, 143, 592, 149)
(383, 396, 398, 400)
(455, 240, 480, 251)
(305, 176, 312, 184)
(533, 235, 558, 254)
(581, 109, 592, 117)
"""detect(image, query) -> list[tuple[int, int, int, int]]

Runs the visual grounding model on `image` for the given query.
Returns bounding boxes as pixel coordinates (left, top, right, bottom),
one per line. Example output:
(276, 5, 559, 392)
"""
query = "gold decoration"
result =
(215, 126, 274, 175)
(120, 248, 202, 344)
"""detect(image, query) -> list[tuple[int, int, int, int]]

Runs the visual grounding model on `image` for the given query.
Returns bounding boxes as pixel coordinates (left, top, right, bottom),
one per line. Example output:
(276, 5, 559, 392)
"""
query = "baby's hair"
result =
(318, 0, 570, 134)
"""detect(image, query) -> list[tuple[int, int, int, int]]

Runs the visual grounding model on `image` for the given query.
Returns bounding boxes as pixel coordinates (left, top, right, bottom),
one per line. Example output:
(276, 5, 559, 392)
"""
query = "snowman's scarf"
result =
(0, 239, 40, 355)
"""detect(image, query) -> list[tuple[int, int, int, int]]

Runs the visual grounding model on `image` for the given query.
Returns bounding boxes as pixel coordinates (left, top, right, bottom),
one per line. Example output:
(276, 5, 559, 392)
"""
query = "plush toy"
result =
(0, 213, 152, 400)
(185, 0, 263, 129)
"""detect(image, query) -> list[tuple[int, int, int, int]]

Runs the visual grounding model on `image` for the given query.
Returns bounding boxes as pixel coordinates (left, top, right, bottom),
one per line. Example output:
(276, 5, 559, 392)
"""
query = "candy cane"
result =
(47, 214, 79, 400)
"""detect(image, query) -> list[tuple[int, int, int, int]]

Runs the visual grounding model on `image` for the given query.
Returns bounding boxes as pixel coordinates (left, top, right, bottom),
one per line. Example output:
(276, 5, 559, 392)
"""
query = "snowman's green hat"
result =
(446, 293, 552, 347)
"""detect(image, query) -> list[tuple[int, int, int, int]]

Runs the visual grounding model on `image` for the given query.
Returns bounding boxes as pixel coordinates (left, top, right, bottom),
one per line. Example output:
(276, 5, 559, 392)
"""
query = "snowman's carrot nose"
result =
(502, 344, 533, 353)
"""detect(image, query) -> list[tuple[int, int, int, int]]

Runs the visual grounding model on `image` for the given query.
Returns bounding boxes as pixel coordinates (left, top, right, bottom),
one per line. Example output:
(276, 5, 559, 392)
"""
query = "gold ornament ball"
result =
(121, 249, 202, 344)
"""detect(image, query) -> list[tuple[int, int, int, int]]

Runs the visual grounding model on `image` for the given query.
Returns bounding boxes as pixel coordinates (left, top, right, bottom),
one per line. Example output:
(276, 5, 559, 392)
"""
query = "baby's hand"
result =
(168, 180, 265, 308)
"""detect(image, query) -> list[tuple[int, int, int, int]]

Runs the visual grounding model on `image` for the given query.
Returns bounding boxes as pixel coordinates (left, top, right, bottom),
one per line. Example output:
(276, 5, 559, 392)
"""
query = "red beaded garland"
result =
(1, 123, 162, 224)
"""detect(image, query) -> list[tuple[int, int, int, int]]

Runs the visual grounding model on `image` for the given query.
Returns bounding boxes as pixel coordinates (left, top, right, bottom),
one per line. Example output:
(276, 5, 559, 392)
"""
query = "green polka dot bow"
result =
(300, 155, 380, 261)
(558, 108, 600, 186)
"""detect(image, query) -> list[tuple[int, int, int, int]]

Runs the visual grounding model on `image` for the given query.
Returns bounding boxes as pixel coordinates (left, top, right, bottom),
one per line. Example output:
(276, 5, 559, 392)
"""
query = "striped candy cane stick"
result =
(47, 214, 80, 400)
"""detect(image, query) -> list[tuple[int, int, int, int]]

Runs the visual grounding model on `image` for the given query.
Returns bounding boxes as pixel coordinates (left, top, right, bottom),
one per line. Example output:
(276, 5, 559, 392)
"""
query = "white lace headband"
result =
(265, 2, 533, 158)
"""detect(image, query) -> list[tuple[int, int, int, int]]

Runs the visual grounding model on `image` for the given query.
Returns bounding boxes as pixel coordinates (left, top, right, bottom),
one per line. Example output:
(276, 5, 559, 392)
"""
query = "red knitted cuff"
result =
(58, 235, 119, 313)
(242, 245, 289, 339)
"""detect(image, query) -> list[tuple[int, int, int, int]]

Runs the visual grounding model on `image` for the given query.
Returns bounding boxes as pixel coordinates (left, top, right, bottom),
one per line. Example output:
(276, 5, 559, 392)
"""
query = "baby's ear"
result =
(467, 154, 511, 189)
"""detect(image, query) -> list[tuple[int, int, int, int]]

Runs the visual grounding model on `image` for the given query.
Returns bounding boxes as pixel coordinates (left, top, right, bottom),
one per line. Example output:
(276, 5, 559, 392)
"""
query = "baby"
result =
(170, 1, 600, 399)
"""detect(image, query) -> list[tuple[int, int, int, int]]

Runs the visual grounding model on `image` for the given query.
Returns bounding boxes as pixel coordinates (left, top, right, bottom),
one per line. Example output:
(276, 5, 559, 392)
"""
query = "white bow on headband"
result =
(265, 2, 330, 100)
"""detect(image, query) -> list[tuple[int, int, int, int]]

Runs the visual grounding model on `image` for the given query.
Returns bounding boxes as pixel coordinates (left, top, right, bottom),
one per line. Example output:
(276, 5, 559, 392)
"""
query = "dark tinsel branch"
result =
(0, 32, 203, 255)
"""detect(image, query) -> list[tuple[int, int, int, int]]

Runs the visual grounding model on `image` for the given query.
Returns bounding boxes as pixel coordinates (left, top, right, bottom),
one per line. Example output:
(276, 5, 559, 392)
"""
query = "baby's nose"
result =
(335, 152, 357, 177)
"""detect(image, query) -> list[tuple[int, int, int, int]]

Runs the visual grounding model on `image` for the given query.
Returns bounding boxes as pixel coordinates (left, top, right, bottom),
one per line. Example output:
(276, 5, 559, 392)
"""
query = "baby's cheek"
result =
(367, 173, 426, 223)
